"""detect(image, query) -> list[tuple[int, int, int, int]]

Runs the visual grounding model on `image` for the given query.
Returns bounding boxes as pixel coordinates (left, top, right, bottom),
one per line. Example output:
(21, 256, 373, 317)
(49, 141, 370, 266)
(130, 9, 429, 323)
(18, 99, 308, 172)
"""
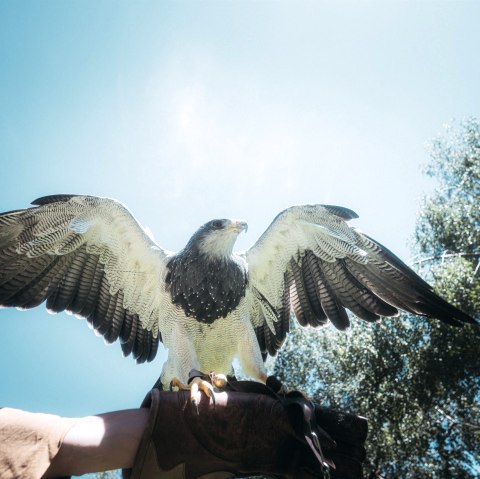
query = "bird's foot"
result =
(208, 371, 228, 389)
(170, 371, 227, 414)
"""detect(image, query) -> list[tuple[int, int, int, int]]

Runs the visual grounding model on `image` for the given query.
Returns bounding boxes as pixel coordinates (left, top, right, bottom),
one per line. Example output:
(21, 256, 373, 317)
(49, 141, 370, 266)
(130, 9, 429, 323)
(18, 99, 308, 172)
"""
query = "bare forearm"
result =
(43, 408, 149, 477)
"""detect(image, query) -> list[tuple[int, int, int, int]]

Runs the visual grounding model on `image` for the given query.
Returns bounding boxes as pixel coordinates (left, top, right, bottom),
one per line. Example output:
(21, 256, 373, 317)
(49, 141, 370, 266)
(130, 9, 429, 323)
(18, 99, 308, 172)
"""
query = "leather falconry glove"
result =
(123, 376, 367, 479)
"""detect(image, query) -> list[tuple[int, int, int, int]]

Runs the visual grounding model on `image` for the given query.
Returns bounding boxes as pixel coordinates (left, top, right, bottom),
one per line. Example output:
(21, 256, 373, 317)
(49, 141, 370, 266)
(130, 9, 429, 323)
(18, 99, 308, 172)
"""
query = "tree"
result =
(273, 118, 480, 478)
(88, 470, 121, 479)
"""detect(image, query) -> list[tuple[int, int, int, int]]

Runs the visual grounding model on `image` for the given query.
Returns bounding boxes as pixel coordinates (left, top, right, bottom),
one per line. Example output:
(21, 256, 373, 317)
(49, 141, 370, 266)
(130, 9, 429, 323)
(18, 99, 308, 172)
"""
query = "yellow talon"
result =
(170, 377, 189, 391)
(210, 372, 227, 389)
(190, 379, 200, 414)
(169, 375, 217, 413)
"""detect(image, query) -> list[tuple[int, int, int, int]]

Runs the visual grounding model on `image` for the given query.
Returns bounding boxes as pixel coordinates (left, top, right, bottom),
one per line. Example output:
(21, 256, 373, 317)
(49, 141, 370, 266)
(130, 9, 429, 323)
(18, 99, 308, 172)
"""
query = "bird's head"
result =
(189, 218, 248, 259)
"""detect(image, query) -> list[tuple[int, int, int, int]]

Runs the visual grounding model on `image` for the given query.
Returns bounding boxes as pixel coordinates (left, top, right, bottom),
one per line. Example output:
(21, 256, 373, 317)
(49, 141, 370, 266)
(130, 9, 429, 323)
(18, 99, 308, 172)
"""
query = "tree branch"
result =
(410, 252, 480, 267)
(435, 406, 480, 432)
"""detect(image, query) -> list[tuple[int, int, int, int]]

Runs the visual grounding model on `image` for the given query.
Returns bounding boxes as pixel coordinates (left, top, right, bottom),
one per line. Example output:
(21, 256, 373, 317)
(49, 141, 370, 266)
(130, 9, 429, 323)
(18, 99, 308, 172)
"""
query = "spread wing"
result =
(245, 204, 476, 357)
(0, 194, 172, 363)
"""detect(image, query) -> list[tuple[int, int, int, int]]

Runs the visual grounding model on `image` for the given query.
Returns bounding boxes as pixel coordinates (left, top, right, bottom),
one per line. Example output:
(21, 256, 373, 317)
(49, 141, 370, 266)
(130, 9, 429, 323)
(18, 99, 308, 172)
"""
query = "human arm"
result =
(44, 408, 149, 478)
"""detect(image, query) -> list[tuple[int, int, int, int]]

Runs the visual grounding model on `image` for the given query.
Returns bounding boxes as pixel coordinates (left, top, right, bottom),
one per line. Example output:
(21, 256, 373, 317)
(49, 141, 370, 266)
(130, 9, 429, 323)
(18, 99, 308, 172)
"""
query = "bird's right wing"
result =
(0, 194, 173, 363)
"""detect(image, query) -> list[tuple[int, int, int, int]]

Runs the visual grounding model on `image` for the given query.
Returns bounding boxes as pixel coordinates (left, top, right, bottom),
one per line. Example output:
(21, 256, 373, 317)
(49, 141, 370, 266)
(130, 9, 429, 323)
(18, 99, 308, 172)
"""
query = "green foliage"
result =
(83, 470, 121, 479)
(274, 119, 480, 478)
(415, 117, 480, 257)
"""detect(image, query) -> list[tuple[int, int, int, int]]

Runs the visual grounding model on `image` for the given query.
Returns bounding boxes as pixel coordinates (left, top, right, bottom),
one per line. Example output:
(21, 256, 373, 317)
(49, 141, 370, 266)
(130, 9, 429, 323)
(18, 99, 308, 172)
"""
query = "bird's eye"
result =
(211, 220, 223, 229)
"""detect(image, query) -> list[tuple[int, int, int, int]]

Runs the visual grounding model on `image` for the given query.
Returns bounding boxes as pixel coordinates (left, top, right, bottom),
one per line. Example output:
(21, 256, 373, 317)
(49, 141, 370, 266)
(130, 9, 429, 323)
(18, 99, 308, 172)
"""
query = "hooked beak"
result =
(230, 220, 248, 233)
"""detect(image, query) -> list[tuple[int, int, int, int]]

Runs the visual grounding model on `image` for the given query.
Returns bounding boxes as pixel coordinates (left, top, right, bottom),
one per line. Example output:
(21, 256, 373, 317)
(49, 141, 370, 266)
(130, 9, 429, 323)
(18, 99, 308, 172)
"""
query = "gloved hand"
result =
(123, 378, 367, 479)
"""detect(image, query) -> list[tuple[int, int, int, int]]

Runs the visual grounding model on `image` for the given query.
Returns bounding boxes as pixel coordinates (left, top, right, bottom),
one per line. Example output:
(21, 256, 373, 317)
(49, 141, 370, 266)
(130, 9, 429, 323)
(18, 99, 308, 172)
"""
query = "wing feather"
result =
(289, 259, 318, 326)
(310, 257, 350, 330)
(331, 259, 398, 317)
(121, 312, 139, 357)
(302, 252, 329, 326)
(77, 256, 105, 319)
(0, 195, 171, 363)
(70, 253, 100, 314)
(6, 257, 63, 309)
(246, 204, 477, 356)
(119, 310, 134, 345)
(318, 258, 381, 323)
(93, 279, 115, 332)
(0, 255, 55, 305)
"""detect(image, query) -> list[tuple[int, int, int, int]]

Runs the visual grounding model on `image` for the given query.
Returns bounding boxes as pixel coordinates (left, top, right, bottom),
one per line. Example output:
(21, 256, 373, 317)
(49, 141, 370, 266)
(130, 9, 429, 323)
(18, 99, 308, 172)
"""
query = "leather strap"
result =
(223, 378, 331, 478)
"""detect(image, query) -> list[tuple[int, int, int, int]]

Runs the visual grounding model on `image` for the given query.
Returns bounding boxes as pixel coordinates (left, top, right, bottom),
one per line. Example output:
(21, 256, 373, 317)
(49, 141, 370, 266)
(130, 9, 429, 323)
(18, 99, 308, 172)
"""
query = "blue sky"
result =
(1, 1, 479, 417)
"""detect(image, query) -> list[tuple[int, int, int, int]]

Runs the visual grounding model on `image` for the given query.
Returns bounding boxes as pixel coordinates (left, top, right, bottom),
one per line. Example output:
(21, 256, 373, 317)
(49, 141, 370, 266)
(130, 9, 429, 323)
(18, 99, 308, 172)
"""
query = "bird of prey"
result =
(0, 195, 476, 400)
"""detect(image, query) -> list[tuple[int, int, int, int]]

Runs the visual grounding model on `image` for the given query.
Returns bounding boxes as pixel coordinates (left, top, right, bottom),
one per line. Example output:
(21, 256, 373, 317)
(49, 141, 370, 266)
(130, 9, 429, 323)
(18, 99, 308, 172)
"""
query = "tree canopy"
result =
(273, 118, 480, 478)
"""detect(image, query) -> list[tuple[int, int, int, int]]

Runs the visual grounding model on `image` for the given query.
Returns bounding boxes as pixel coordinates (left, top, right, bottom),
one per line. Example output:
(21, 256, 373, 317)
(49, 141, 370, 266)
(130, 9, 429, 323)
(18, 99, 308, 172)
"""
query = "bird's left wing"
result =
(0, 194, 172, 363)
(245, 205, 476, 357)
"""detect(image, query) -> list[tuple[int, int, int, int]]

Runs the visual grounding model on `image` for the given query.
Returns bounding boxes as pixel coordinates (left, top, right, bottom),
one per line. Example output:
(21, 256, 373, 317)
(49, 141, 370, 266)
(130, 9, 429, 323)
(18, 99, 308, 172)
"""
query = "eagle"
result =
(0, 195, 476, 402)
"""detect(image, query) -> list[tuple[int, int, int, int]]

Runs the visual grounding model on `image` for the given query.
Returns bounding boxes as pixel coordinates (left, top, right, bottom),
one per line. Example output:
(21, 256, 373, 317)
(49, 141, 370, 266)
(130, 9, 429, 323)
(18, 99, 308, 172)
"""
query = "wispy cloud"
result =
(142, 49, 303, 207)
